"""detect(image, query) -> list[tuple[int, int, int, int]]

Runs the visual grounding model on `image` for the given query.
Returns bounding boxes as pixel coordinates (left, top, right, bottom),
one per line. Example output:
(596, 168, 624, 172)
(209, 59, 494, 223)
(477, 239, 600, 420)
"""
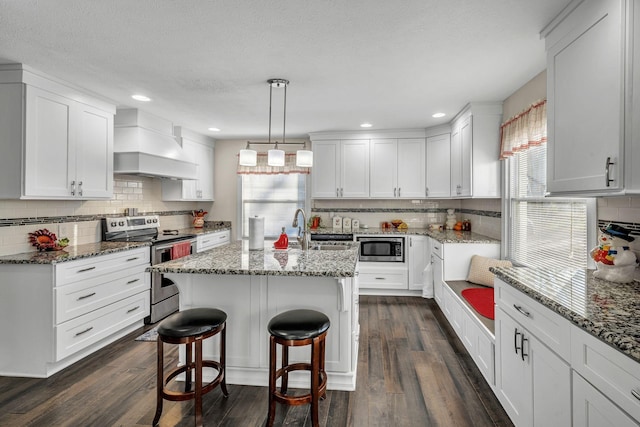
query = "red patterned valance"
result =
(237, 153, 311, 175)
(500, 99, 547, 159)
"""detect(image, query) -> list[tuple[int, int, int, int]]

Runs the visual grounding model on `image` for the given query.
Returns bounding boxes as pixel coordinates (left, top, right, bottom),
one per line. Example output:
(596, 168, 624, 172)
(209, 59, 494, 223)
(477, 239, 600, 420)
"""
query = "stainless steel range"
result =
(102, 215, 196, 324)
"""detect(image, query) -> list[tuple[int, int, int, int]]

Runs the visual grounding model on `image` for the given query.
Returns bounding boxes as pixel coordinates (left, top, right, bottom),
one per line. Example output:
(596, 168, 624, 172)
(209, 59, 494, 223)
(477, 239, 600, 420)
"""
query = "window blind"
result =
(507, 144, 591, 270)
(241, 174, 306, 239)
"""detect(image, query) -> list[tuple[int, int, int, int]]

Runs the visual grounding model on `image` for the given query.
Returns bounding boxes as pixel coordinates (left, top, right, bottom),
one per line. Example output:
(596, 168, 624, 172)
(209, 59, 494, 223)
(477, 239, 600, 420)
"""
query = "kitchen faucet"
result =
(292, 208, 309, 250)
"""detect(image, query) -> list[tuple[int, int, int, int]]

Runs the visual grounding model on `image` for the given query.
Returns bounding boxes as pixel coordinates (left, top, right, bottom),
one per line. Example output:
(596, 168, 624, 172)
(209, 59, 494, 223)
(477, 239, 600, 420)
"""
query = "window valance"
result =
(499, 99, 547, 159)
(237, 153, 311, 175)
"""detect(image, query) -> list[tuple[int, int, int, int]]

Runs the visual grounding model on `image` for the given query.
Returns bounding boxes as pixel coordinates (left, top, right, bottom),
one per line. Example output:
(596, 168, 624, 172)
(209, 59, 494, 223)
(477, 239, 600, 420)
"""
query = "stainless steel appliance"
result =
(356, 236, 404, 262)
(102, 215, 196, 324)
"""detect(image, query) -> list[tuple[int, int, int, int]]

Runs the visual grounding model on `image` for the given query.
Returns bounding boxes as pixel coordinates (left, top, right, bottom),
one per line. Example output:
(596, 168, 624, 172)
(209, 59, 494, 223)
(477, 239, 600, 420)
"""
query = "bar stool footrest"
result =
(160, 360, 225, 402)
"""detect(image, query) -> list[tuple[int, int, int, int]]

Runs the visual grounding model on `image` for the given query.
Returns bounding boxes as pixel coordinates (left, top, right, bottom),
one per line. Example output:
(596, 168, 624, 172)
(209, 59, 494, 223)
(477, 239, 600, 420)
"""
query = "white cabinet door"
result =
(24, 86, 75, 198)
(450, 115, 472, 197)
(495, 307, 532, 427)
(573, 373, 638, 427)
(546, 0, 624, 194)
(408, 235, 428, 291)
(162, 138, 214, 201)
(425, 133, 451, 198)
(369, 139, 397, 198)
(397, 138, 425, 198)
(75, 103, 113, 198)
(531, 333, 571, 427)
(311, 140, 340, 198)
(341, 139, 369, 198)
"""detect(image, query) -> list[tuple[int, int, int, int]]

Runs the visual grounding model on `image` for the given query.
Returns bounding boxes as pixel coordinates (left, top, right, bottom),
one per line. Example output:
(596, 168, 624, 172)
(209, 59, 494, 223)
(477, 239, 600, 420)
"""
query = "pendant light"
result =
(296, 142, 313, 167)
(266, 79, 287, 166)
(238, 141, 257, 166)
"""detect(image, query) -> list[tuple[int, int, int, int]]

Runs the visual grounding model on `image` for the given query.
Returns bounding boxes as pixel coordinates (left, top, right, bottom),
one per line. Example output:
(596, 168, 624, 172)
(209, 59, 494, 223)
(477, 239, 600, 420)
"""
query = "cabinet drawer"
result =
(431, 241, 443, 258)
(55, 247, 150, 286)
(571, 325, 640, 422)
(494, 279, 571, 361)
(358, 271, 408, 289)
(55, 265, 149, 323)
(197, 230, 230, 253)
(55, 290, 149, 361)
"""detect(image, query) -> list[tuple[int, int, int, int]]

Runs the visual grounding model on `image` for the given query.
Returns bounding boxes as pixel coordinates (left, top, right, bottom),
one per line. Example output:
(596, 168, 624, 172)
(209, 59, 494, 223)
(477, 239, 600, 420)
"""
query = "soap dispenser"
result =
(274, 227, 289, 249)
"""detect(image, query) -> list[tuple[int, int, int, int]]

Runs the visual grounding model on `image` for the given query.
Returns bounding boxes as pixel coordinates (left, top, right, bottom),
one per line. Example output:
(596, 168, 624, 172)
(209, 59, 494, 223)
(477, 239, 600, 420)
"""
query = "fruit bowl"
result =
(390, 219, 403, 229)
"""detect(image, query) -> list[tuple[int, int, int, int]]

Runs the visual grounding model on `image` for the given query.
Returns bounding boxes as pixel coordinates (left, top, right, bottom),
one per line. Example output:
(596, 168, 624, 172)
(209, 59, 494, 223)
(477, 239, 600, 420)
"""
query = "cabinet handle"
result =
(70, 180, 76, 196)
(513, 304, 531, 317)
(77, 266, 96, 273)
(75, 326, 94, 337)
(127, 279, 139, 284)
(394, 188, 397, 197)
(126, 257, 139, 262)
(521, 337, 529, 361)
(605, 157, 615, 187)
(425, 187, 429, 197)
(514, 328, 521, 355)
(340, 188, 344, 197)
(336, 188, 340, 197)
(409, 237, 412, 247)
(78, 181, 83, 196)
(631, 389, 640, 401)
(127, 305, 141, 313)
(375, 277, 386, 280)
(398, 187, 401, 197)
(77, 292, 96, 301)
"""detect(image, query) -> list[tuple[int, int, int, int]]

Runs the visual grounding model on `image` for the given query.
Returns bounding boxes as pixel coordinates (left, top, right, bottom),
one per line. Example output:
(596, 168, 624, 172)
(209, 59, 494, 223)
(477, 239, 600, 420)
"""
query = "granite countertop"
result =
(492, 266, 640, 363)
(310, 227, 499, 244)
(148, 240, 359, 277)
(178, 223, 232, 236)
(0, 241, 151, 265)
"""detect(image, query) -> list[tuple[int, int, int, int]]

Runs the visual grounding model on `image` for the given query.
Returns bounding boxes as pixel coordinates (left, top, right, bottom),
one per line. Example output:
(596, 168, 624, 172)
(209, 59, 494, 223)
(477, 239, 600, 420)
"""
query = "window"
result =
(240, 174, 306, 239)
(504, 144, 595, 270)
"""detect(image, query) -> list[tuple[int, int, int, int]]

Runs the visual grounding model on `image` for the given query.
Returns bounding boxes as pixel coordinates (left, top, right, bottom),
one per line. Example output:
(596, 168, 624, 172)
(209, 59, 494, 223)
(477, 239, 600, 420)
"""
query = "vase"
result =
(193, 217, 205, 228)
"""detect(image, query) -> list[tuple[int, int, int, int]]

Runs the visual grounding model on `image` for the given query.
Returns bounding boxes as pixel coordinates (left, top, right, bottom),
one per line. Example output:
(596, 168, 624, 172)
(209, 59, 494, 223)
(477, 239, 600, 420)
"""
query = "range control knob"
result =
(146, 219, 152, 224)
(118, 221, 125, 226)
(110, 221, 117, 227)
(152, 218, 158, 223)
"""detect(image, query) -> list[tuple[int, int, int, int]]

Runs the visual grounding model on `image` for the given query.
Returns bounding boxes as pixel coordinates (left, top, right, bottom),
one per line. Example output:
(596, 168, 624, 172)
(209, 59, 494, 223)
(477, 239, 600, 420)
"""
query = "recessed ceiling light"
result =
(432, 112, 446, 118)
(131, 94, 151, 102)
(208, 127, 221, 132)
(360, 123, 372, 128)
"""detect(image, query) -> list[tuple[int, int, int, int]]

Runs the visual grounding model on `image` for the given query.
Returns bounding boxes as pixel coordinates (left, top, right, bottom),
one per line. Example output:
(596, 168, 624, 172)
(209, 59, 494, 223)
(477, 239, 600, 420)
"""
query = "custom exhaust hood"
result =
(113, 109, 197, 180)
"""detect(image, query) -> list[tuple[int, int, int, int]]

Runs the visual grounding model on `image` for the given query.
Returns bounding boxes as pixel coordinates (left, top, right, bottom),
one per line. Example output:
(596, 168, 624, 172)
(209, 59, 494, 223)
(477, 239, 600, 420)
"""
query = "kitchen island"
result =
(148, 240, 360, 391)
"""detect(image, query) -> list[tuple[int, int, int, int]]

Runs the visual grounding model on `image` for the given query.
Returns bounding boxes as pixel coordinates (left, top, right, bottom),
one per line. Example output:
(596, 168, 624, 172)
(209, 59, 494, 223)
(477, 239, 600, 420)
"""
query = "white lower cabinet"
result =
(495, 306, 571, 427)
(196, 230, 231, 253)
(0, 246, 150, 377)
(573, 373, 638, 427)
(408, 235, 429, 291)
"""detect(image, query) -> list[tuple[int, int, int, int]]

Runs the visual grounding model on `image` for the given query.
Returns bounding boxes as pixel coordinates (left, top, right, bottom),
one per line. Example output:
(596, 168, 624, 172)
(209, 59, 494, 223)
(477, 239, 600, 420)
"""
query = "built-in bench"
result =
(437, 279, 496, 388)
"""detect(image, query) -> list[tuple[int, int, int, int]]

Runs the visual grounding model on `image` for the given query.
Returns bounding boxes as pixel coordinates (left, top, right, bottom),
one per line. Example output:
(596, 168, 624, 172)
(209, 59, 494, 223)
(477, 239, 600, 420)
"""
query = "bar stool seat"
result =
(267, 309, 330, 427)
(153, 308, 228, 427)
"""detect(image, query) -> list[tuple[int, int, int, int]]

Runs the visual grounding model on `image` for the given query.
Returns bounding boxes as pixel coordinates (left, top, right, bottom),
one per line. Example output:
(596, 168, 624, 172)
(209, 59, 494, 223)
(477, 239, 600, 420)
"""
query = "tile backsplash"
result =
(0, 175, 208, 256)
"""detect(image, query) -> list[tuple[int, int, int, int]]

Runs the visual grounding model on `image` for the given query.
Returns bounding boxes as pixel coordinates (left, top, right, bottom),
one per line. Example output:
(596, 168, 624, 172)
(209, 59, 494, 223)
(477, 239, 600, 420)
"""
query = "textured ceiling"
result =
(0, 1, 570, 140)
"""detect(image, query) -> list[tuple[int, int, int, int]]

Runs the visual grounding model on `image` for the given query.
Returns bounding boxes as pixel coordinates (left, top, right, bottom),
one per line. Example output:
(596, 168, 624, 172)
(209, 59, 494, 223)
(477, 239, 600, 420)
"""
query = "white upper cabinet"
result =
(0, 65, 115, 199)
(545, 0, 625, 195)
(311, 139, 369, 198)
(370, 138, 425, 198)
(162, 127, 215, 201)
(425, 133, 451, 198)
(450, 103, 502, 198)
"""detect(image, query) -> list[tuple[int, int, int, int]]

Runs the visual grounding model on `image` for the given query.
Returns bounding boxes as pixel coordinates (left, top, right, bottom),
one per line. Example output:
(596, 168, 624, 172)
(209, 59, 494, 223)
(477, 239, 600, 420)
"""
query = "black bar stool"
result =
(267, 309, 330, 427)
(152, 308, 228, 427)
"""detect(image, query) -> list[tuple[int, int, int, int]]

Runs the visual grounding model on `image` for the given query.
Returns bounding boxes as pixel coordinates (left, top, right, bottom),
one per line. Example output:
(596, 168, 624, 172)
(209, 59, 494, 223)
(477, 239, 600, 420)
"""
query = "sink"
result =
(309, 244, 351, 251)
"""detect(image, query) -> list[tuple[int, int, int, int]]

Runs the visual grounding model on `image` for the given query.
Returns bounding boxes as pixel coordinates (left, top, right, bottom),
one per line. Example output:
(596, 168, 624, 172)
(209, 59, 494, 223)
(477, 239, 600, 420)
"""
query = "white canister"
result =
(352, 219, 360, 230)
(332, 216, 343, 230)
(342, 217, 352, 232)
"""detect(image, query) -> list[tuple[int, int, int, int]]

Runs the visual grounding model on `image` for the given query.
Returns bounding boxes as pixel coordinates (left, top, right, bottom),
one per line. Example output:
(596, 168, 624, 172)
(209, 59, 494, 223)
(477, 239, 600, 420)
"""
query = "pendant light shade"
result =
(239, 148, 257, 166)
(267, 147, 285, 166)
(296, 149, 313, 167)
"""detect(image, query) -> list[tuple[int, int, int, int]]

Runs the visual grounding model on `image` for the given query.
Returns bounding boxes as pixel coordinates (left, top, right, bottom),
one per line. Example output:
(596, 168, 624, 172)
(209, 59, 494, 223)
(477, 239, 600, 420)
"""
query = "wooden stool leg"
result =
(311, 336, 320, 427)
(267, 335, 277, 427)
(220, 323, 229, 396)
(194, 339, 203, 427)
(281, 343, 289, 394)
(320, 335, 327, 400)
(185, 341, 193, 392)
(152, 338, 164, 426)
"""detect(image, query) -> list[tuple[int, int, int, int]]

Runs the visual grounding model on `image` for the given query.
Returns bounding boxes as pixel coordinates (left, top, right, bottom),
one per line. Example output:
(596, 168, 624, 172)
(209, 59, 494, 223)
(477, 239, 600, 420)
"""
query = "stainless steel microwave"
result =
(356, 236, 404, 262)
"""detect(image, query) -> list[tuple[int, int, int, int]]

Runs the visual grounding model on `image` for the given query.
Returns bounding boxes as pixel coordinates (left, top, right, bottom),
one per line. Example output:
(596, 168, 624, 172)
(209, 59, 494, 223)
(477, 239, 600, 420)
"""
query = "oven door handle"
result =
(153, 239, 197, 252)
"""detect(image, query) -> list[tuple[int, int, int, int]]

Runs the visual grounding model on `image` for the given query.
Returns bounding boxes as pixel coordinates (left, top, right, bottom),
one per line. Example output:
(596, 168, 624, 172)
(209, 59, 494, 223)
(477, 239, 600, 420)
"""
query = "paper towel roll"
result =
(249, 216, 264, 250)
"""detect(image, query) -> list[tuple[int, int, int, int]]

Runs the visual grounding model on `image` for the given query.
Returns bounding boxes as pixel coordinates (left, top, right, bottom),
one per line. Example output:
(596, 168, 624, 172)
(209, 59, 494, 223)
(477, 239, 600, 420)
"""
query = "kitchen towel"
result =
(171, 241, 192, 260)
(249, 216, 264, 250)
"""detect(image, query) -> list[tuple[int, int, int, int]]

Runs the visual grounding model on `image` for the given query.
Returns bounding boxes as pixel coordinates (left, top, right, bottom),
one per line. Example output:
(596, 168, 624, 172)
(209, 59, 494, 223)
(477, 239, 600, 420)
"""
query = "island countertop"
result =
(0, 241, 151, 264)
(492, 266, 640, 363)
(148, 240, 359, 277)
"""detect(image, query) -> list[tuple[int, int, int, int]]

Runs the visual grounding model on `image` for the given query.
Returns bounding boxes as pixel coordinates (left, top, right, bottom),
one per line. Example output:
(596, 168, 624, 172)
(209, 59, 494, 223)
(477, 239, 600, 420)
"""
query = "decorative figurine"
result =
(590, 224, 637, 283)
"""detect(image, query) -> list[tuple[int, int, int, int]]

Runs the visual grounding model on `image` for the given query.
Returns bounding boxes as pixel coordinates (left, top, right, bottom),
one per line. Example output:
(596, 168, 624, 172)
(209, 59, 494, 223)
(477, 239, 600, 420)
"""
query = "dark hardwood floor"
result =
(0, 296, 513, 426)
